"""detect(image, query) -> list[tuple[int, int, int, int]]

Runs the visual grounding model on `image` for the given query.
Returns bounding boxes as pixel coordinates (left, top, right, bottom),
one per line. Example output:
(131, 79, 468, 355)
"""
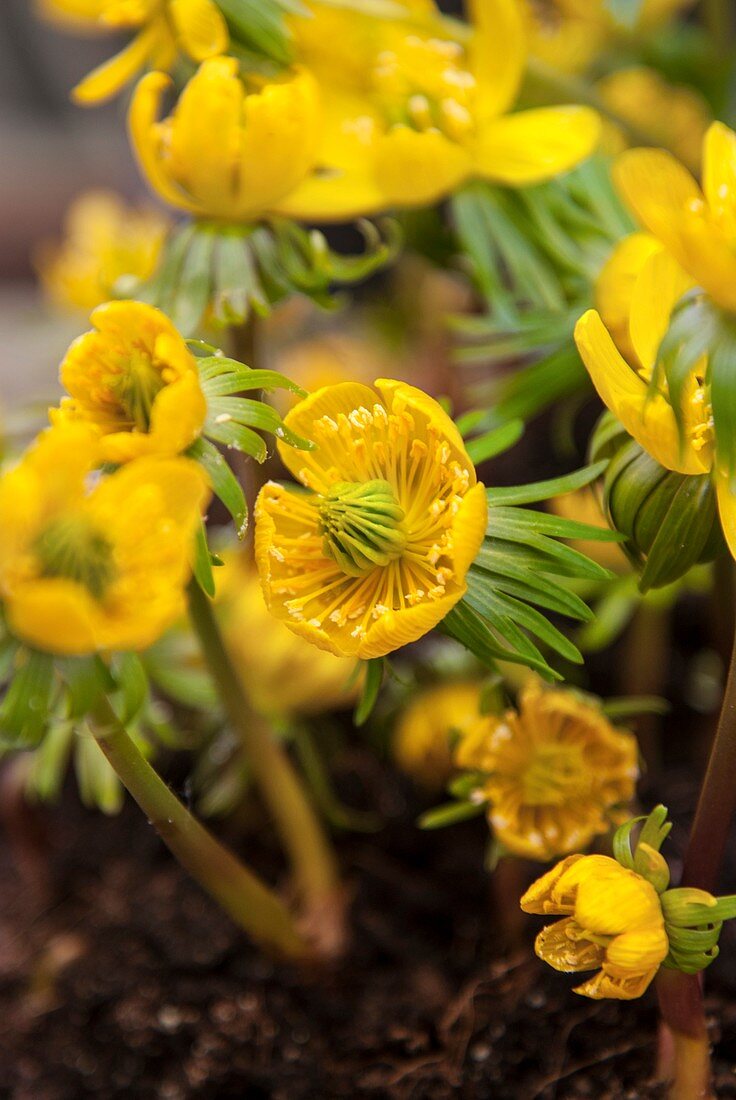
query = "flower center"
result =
(35, 514, 116, 600)
(110, 349, 165, 433)
(373, 36, 476, 142)
(522, 743, 588, 806)
(318, 479, 408, 577)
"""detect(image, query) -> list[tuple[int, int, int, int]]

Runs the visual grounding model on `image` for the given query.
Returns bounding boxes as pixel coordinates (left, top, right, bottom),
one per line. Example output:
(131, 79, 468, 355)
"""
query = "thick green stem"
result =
(187, 580, 344, 950)
(90, 696, 308, 960)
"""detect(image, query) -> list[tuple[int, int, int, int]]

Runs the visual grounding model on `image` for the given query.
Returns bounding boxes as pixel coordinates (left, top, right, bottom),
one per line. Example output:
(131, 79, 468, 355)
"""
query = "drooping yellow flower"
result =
(393, 680, 483, 789)
(255, 380, 487, 660)
(597, 68, 710, 174)
(36, 190, 170, 313)
(521, 853, 669, 999)
(39, 0, 228, 105)
(613, 122, 736, 315)
(0, 425, 210, 655)
(454, 680, 638, 860)
(129, 58, 321, 222)
(279, 0, 600, 220)
(217, 555, 359, 719)
(51, 300, 207, 464)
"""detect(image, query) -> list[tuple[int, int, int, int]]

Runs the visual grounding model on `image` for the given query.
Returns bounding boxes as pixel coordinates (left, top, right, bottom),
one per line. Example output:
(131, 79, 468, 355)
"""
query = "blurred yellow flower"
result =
(51, 300, 207, 464)
(39, 0, 228, 104)
(0, 425, 209, 655)
(521, 853, 669, 999)
(594, 232, 662, 364)
(455, 681, 638, 860)
(280, 0, 600, 219)
(129, 59, 321, 222)
(218, 556, 359, 719)
(255, 379, 487, 659)
(36, 190, 170, 314)
(393, 680, 483, 789)
(597, 67, 711, 173)
(614, 121, 736, 315)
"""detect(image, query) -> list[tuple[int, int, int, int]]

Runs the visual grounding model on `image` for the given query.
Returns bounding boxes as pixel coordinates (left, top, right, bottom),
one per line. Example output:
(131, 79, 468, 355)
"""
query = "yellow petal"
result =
(375, 379, 474, 472)
(574, 310, 702, 475)
(595, 233, 662, 365)
(628, 247, 694, 375)
(373, 125, 472, 207)
(72, 24, 156, 105)
(520, 854, 585, 914)
(466, 0, 525, 120)
(128, 71, 199, 213)
(450, 481, 487, 577)
(359, 587, 462, 659)
(715, 469, 736, 560)
(703, 121, 736, 215)
(613, 147, 702, 258)
(7, 578, 103, 655)
(534, 918, 606, 973)
(574, 964, 659, 1000)
(168, 0, 228, 61)
(475, 107, 601, 185)
(606, 927, 669, 972)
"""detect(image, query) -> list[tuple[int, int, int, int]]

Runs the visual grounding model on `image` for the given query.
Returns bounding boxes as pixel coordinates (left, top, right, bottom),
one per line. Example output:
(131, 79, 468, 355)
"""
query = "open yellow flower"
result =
(393, 680, 483, 789)
(521, 853, 669, 999)
(129, 58, 321, 222)
(217, 555, 359, 719)
(39, 0, 228, 105)
(279, 0, 600, 219)
(255, 380, 487, 660)
(613, 122, 736, 314)
(0, 425, 210, 655)
(36, 190, 170, 313)
(455, 680, 638, 860)
(51, 300, 207, 464)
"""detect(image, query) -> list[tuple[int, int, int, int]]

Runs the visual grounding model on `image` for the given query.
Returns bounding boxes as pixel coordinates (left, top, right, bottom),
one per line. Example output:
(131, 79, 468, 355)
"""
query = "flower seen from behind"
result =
(454, 680, 638, 860)
(255, 379, 487, 659)
(521, 853, 669, 999)
(52, 300, 207, 464)
(0, 425, 210, 655)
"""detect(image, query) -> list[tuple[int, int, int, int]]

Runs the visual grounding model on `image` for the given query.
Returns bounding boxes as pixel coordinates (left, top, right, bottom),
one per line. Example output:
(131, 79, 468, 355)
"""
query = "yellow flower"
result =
(51, 300, 207, 464)
(594, 232, 663, 365)
(39, 0, 228, 105)
(0, 425, 210, 655)
(255, 379, 487, 659)
(613, 121, 736, 315)
(129, 58, 321, 222)
(521, 853, 669, 999)
(279, 0, 600, 219)
(455, 680, 638, 860)
(393, 680, 483, 789)
(597, 68, 711, 173)
(36, 190, 170, 313)
(217, 555, 359, 719)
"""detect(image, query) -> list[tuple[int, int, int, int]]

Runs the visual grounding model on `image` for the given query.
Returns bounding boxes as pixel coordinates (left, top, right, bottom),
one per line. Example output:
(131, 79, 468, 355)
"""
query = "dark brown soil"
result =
(1, 756, 736, 1100)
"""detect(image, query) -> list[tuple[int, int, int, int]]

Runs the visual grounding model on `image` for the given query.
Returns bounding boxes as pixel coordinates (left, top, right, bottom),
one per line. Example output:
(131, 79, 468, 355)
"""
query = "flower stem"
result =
(655, 607, 736, 1096)
(90, 695, 309, 960)
(186, 579, 345, 954)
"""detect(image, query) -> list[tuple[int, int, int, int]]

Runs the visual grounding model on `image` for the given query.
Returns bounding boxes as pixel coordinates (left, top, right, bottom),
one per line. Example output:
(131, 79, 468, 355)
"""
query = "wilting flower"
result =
(454, 681, 638, 860)
(51, 300, 207, 464)
(521, 853, 669, 999)
(0, 425, 209, 654)
(129, 58, 321, 222)
(597, 68, 710, 173)
(217, 556, 359, 719)
(280, 0, 600, 219)
(39, 0, 228, 104)
(393, 680, 483, 789)
(36, 190, 170, 313)
(255, 380, 487, 659)
(613, 121, 736, 314)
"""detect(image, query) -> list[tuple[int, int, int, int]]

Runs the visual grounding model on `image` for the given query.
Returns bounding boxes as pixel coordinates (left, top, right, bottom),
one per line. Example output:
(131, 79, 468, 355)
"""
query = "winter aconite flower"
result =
(281, 0, 600, 219)
(613, 121, 736, 314)
(393, 680, 484, 790)
(255, 380, 487, 659)
(51, 300, 207, 464)
(0, 425, 210, 655)
(39, 0, 228, 105)
(521, 854, 669, 999)
(129, 58, 321, 222)
(454, 681, 638, 860)
(36, 190, 170, 313)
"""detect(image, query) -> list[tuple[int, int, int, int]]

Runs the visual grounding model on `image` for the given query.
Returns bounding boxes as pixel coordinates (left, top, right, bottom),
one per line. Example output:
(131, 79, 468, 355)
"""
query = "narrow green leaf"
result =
(354, 658, 384, 726)
(0, 649, 55, 747)
(418, 801, 486, 829)
(59, 656, 115, 720)
(188, 437, 247, 534)
(193, 522, 216, 598)
(466, 419, 524, 464)
(486, 461, 608, 507)
(113, 653, 149, 726)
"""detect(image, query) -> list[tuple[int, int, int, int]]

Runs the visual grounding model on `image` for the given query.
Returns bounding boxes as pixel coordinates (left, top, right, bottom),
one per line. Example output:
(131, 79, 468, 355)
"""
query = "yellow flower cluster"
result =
(255, 379, 488, 660)
(521, 853, 669, 999)
(455, 681, 638, 860)
(393, 680, 484, 789)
